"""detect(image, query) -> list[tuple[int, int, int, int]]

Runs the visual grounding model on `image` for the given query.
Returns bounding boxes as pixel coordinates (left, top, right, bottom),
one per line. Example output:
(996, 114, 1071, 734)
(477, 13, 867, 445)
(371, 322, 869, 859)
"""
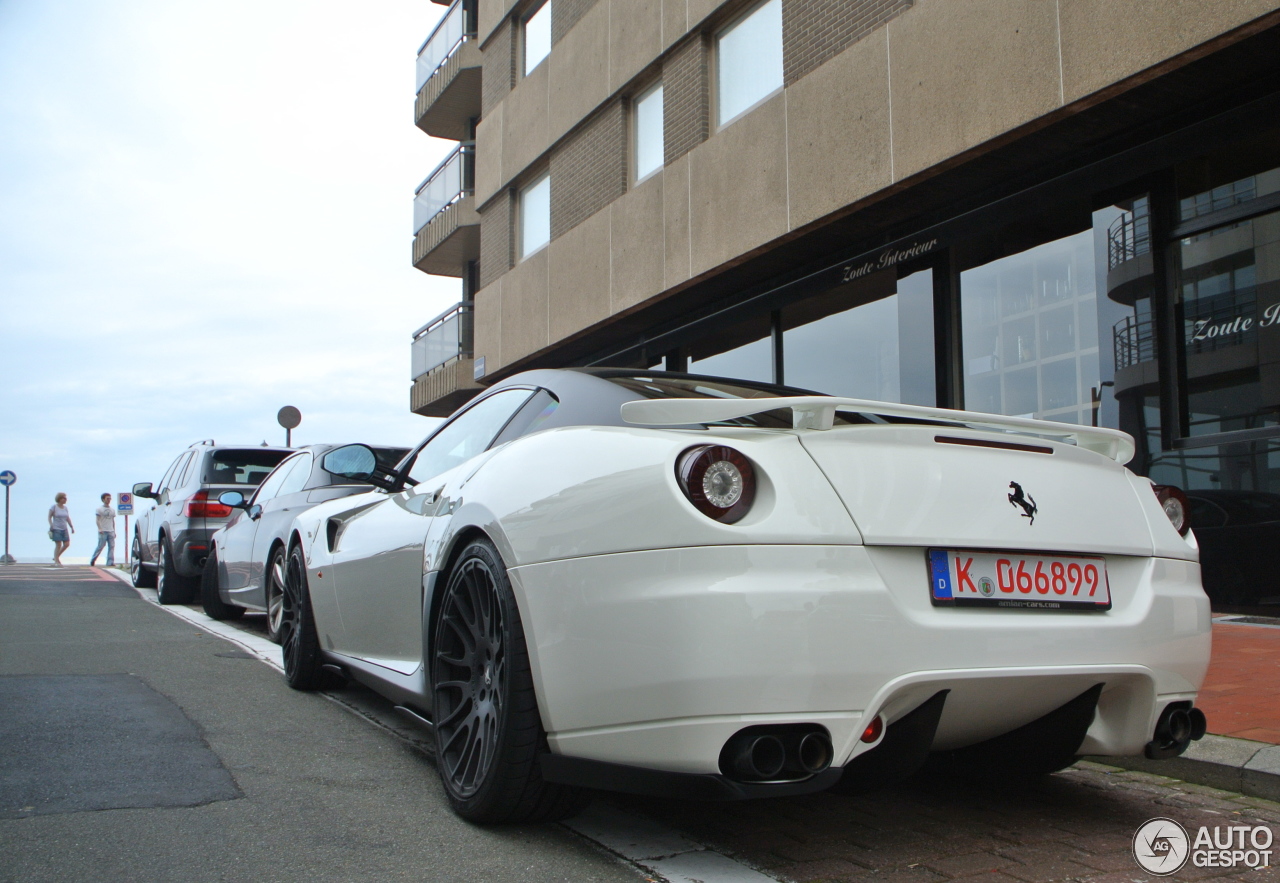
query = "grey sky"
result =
(0, 0, 456, 557)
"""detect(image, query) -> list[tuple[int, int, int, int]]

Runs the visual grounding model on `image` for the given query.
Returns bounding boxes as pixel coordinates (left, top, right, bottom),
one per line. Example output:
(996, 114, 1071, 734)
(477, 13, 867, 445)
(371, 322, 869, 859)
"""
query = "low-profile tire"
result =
(156, 535, 196, 604)
(131, 534, 156, 588)
(264, 545, 287, 643)
(201, 549, 245, 621)
(431, 538, 588, 824)
(280, 544, 331, 690)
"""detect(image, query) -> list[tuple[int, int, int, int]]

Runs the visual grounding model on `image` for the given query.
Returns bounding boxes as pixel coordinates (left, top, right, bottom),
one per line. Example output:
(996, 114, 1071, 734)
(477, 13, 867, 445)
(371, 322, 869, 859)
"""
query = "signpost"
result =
(118, 492, 133, 566)
(278, 406, 301, 447)
(1, 470, 16, 565)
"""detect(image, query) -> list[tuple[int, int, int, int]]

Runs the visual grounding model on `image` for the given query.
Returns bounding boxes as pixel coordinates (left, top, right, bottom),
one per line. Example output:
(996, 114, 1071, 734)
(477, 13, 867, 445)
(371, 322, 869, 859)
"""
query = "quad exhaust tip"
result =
(1145, 703, 1207, 760)
(720, 725, 833, 782)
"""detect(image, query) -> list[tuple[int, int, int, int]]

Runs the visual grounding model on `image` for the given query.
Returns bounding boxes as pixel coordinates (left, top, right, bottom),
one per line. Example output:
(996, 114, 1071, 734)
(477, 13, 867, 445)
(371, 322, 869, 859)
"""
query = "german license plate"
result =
(928, 549, 1111, 610)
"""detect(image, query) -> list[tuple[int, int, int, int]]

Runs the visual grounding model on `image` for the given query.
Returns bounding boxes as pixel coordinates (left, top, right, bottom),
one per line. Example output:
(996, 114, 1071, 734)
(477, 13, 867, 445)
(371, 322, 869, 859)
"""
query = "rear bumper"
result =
(171, 528, 215, 576)
(509, 544, 1211, 775)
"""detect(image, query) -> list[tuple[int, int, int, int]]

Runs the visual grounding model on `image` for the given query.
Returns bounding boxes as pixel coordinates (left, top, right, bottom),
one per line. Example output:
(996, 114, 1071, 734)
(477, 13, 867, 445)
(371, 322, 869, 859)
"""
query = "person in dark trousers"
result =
(90, 493, 116, 567)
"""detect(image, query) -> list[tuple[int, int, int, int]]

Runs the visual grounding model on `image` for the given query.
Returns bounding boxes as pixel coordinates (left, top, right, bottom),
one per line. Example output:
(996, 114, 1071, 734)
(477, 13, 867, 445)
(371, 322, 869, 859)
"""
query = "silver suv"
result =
(131, 440, 292, 603)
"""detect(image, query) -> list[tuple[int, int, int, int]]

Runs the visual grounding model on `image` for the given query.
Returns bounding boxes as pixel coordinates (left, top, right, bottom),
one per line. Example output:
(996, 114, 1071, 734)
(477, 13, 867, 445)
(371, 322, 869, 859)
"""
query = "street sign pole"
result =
(117, 492, 134, 568)
(0, 470, 16, 565)
(123, 514, 130, 566)
(278, 406, 301, 448)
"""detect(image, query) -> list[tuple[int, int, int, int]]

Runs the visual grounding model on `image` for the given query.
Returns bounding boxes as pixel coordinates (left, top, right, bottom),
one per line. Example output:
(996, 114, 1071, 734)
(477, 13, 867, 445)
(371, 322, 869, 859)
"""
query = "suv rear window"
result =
(205, 449, 290, 486)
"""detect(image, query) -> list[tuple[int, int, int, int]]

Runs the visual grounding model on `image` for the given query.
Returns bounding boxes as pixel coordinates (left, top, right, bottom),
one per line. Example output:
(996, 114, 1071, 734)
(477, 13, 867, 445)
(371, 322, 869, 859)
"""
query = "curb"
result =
(1086, 734, 1280, 802)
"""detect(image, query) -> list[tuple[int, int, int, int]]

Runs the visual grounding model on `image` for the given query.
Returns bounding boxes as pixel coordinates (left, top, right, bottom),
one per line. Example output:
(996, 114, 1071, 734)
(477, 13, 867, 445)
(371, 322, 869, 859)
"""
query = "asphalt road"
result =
(0, 565, 642, 883)
(3, 565, 1279, 883)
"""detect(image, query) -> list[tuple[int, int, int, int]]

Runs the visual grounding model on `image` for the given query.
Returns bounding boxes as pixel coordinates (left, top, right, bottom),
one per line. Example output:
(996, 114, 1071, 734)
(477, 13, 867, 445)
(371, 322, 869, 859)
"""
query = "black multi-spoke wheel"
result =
(431, 539, 587, 823)
(200, 548, 244, 621)
(131, 534, 156, 588)
(280, 544, 329, 690)
(264, 546, 287, 643)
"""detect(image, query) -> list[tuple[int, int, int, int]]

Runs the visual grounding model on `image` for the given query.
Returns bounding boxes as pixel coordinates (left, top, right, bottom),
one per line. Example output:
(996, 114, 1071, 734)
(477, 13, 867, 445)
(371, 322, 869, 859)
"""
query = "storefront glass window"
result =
(961, 230, 1099, 424)
(781, 268, 934, 402)
(688, 314, 773, 383)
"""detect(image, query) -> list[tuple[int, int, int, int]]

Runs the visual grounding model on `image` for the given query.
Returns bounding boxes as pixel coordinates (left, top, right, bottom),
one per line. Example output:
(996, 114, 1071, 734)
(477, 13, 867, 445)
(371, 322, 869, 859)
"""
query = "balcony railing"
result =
(416, 0, 475, 92)
(412, 302, 474, 380)
(1107, 211, 1151, 270)
(1113, 314, 1156, 371)
(414, 142, 474, 234)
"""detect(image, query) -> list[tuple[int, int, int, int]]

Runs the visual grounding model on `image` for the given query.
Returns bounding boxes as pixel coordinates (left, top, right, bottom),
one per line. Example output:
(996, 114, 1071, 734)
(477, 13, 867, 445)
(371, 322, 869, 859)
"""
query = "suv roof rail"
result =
(190, 439, 216, 447)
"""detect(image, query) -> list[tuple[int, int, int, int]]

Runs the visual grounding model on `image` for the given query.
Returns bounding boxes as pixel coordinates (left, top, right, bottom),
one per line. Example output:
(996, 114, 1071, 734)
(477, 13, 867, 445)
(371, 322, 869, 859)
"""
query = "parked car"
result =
(132, 441, 292, 603)
(1186, 489, 1280, 607)
(201, 443, 410, 641)
(276, 369, 1209, 824)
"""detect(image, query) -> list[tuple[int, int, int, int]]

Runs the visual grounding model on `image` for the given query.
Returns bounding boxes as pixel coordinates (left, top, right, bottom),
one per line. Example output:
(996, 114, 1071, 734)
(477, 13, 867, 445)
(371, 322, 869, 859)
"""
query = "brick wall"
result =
(549, 100, 627, 238)
(783, 0, 912, 85)
(481, 20, 515, 117)
(552, 0, 599, 44)
(663, 35, 709, 164)
(479, 189, 513, 288)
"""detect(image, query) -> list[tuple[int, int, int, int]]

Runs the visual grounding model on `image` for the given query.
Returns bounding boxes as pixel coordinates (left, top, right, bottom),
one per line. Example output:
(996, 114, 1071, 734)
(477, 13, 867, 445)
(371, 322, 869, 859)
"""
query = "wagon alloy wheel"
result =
(131, 534, 155, 588)
(280, 544, 328, 690)
(156, 537, 194, 604)
(431, 539, 587, 823)
(265, 547, 287, 643)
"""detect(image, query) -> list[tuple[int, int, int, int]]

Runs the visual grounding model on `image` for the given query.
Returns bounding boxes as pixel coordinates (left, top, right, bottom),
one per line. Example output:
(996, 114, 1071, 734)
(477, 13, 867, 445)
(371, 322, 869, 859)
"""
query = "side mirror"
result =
(218, 491, 247, 509)
(323, 444, 398, 491)
(133, 482, 157, 500)
(248, 504, 263, 521)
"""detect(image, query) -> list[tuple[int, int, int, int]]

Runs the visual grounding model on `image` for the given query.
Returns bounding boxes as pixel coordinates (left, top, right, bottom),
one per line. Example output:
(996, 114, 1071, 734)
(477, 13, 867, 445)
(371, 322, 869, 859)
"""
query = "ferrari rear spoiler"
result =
(620, 396, 1136, 464)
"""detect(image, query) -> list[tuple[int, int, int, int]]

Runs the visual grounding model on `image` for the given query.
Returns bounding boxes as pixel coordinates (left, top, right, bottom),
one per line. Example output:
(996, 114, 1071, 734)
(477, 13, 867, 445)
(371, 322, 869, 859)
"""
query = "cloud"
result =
(0, 0, 456, 556)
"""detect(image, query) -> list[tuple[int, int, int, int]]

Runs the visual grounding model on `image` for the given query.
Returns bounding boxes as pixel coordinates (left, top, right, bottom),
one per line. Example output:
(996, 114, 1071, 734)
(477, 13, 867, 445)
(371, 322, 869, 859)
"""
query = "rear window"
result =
(205, 449, 290, 486)
(598, 373, 868, 428)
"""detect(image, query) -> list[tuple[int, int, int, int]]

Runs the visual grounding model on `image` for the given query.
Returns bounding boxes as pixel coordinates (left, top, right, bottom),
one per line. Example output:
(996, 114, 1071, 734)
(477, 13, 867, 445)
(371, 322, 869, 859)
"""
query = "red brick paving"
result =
(618, 764, 1280, 882)
(1198, 621, 1280, 744)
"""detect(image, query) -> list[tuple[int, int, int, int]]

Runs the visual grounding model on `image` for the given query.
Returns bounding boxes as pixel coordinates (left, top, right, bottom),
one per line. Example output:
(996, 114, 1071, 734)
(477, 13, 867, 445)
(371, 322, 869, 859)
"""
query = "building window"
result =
(524, 1, 551, 76)
(633, 82, 664, 183)
(716, 0, 783, 127)
(784, 268, 936, 404)
(688, 313, 773, 383)
(519, 173, 551, 259)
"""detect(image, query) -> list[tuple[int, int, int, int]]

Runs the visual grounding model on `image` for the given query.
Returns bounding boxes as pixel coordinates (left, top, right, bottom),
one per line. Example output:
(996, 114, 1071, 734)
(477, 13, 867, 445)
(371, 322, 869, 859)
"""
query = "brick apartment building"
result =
(408, 0, 1280, 601)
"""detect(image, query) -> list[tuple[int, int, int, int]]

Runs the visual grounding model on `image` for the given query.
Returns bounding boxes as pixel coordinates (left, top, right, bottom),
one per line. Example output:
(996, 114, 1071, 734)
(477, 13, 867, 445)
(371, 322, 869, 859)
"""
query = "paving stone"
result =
(923, 851, 1018, 877)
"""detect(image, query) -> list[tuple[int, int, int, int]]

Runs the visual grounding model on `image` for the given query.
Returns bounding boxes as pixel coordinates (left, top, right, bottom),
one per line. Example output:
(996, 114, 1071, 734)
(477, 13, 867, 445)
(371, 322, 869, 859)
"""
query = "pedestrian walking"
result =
(90, 492, 116, 567)
(48, 492, 74, 567)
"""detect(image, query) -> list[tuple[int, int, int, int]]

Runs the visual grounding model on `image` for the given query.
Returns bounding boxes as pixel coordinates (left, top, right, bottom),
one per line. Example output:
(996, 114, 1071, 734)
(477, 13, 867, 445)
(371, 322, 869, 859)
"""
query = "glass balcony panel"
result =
(417, 0, 470, 92)
(414, 144, 474, 233)
(412, 303, 474, 380)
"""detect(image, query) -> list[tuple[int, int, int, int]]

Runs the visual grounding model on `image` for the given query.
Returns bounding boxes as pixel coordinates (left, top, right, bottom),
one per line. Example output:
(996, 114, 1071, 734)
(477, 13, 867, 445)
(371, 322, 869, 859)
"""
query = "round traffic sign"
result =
(277, 406, 302, 430)
(0, 470, 15, 487)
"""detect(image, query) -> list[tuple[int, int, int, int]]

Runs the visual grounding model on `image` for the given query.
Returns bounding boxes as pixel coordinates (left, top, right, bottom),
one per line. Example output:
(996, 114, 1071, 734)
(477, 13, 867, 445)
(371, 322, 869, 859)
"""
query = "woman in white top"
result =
(48, 492, 74, 567)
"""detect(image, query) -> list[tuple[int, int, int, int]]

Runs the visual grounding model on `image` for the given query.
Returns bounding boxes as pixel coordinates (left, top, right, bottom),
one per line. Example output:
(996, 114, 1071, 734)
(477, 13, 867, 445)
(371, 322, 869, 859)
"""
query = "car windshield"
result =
(206, 449, 290, 486)
(595, 372, 870, 428)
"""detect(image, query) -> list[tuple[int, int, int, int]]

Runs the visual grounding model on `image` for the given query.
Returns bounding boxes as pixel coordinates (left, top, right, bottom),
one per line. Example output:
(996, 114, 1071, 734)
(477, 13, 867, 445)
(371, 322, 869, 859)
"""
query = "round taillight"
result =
(676, 445, 756, 523)
(860, 716, 884, 744)
(1152, 484, 1191, 536)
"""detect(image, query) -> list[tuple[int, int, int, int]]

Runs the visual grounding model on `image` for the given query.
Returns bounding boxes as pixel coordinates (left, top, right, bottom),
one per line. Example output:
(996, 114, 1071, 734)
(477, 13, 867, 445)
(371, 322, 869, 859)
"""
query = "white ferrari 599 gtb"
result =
(279, 368, 1209, 823)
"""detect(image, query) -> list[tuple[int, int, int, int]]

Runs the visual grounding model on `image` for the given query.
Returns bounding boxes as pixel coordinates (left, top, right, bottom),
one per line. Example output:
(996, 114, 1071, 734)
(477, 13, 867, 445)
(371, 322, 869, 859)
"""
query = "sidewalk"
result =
(1088, 615, 1280, 801)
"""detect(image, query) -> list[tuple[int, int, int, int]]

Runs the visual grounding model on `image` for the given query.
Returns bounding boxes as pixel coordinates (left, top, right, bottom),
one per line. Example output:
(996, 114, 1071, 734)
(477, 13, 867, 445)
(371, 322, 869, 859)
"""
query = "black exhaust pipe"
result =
(720, 725, 833, 782)
(1145, 702, 1207, 759)
(797, 732, 833, 774)
(731, 735, 785, 780)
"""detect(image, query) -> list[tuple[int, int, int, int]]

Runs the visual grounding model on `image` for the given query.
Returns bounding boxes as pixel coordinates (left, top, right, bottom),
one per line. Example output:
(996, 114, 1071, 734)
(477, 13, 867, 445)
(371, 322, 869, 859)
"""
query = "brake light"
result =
(675, 445, 756, 523)
(1151, 485, 1191, 536)
(186, 490, 233, 519)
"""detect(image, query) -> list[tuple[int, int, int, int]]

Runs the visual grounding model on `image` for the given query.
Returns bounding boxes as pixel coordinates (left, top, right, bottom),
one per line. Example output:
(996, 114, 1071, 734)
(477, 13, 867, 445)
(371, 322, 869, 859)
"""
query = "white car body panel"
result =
(283, 379, 1210, 788)
(510, 544, 1207, 774)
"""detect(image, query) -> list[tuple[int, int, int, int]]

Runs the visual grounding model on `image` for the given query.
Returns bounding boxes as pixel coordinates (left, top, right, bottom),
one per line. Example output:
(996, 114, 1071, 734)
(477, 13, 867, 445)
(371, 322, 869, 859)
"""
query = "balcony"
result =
(415, 0, 481, 141)
(410, 302, 482, 417)
(413, 142, 479, 277)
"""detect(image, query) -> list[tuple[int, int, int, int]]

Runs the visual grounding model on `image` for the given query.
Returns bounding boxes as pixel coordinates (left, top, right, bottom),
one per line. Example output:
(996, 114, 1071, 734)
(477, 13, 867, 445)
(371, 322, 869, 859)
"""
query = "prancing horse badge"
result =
(1008, 481, 1037, 525)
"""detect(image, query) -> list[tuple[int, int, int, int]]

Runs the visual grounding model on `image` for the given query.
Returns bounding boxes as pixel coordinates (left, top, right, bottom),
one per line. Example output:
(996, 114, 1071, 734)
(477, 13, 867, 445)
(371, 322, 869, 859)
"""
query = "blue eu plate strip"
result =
(929, 549, 952, 599)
